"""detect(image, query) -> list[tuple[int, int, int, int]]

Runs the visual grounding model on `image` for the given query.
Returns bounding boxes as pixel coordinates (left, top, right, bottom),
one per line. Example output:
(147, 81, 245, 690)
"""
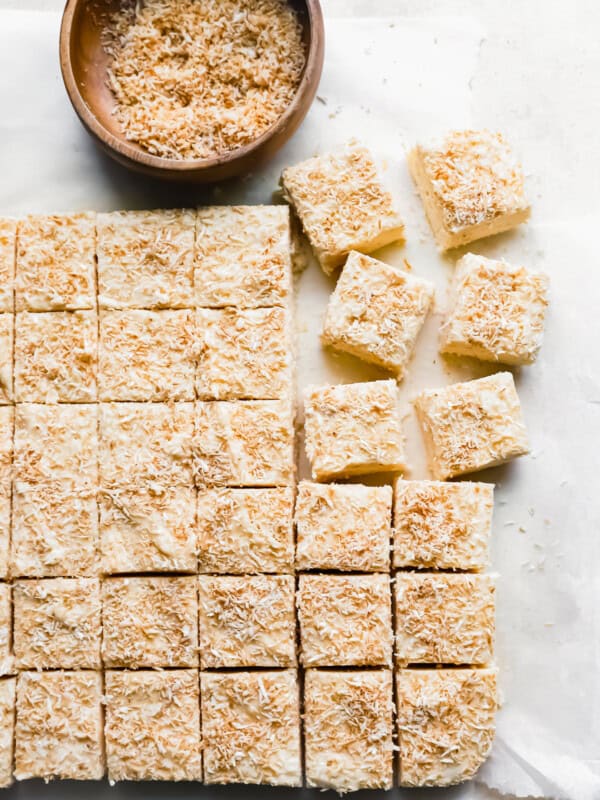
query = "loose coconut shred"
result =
(104, 0, 306, 160)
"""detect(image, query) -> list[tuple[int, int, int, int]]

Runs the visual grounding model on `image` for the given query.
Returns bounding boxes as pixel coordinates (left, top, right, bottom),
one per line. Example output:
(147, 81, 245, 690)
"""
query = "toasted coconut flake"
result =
(0, 677, 15, 789)
(0, 408, 12, 485)
(0, 489, 9, 580)
(0, 218, 16, 313)
(0, 585, 12, 676)
(0, 315, 12, 404)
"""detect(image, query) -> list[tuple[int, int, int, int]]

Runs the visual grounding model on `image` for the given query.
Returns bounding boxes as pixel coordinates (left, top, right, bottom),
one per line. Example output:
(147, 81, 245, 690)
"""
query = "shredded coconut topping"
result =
(0, 678, 15, 789)
(0, 315, 13, 404)
(0, 218, 16, 313)
(0, 585, 12, 676)
(0, 407, 12, 484)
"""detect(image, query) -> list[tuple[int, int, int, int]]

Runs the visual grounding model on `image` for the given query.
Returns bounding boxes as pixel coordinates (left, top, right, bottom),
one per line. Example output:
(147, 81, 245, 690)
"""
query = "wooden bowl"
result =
(60, 0, 324, 183)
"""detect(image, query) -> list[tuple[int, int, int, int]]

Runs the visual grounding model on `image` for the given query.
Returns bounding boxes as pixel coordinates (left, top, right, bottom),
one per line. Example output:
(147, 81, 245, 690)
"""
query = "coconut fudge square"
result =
(440, 253, 550, 365)
(395, 573, 495, 666)
(196, 307, 293, 400)
(304, 669, 394, 792)
(11, 481, 99, 577)
(408, 130, 530, 251)
(281, 144, 404, 274)
(195, 205, 292, 308)
(0, 677, 15, 789)
(198, 575, 296, 668)
(97, 209, 195, 309)
(99, 402, 194, 487)
(303, 380, 406, 481)
(0, 584, 12, 676)
(14, 310, 97, 402)
(0, 218, 16, 313)
(0, 315, 12, 404)
(197, 488, 294, 574)
(295, 481, 391, 572)
(201, 670, 301, 786)
(415, 372, 529, 480)
(13, 578, 101, 669)
(15, 213, 96, 311)
(0, 408, 11, 485)
(14, 403, 98, 484)
(0, 489, 9, 580)
(105, 669, 202, 782)
(322, 252, 434, 377)
(396, 668, 498, 787)
(100, 485, 196, 574)
(394, 479, 493, 571)
(14, 670, 104, 781)
(102, 576, 198, 668)
(99, 309, 195, 401)
(298, 574, 393, 667)
(194, 400, 294, 487)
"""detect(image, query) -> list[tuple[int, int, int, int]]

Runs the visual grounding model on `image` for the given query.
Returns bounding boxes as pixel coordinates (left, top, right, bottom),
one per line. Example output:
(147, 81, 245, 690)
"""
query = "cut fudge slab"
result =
(322, 251, 434, 377)
(0, 488, 8, 580)
(201, 670, 301, 786)
(197, 487, 294, 574)
(102, 576, 198, 668)
(295, 481, 391, 572)
(393, 479, 493, 571)
(304, 669, 394, 792)
(0, 408, 11, 485)
(0, 315, 12, 404)
(105, 669, 202, 782)
(198, 575, 296, 668)
(196, 306, 293, 400)
(11, 481, 99, 577)
(395, 572, 495, 665)
(14, 310, 97, 402)
(15, 213, 96, 311)
(396, 668, 497, 787)
(194, 400, 294, 487)
(99, 402, 194, 487)
(0, 677, 15, 789)
(440, 253, 550, 365)
(297, 574, 393, 667)
(0, 584, 12, 676)
(13, 577, 101, 669)
(195, 205, 292, 308)
(303, 380, 406, 481)
(97, 209, 195, 309)
(414, 372, 529, 480)
(0, 218, 16, 313)
(281, 144, 404, 274)
(100, 485, 196, 574)
(14, 403, 97, 484)
(99, 309, 195, 401)
(14, 670, 104, 781)
(408, 130, 530, 251)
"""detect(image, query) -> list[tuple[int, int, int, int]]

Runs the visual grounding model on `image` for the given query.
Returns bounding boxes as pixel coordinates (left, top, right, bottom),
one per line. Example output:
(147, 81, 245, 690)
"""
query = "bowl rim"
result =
(59, 0, 324, 173)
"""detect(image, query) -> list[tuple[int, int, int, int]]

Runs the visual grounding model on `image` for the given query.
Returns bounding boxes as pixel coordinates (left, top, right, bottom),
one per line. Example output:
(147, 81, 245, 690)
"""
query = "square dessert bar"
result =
(0, 678, 15, 789)
(14, 670, 104, 781)
(281, 144, 404, 274)
(194, 400, 294, 487)
(396, 668, 498, 787)
(304, 669, 394, 792)
(297, 574, 393, 667)
(15, 213, 96, 311)
(395, 572, 495, 666)
(440, 253, 550, 365)
(15, 310, 97, 402)
(415, 372, 529, 480)
(13, 578, 101, 669)
(322, 251, 434, 377)
(100, 485, 196, 574)
(196, 307, 293, 400)
(197, 488, 294, 574)
(303, 380, 407, 481)
(295, 481, 392, 572)
(393, 479, 493, 571)
(97, 209, 195, 309)
(105, 670, 202, 782)
(0, 489, 8, 580)
(0, 583, 12, 676)
(102, 576, 198, 668)
(0, 315, 12, 404)
(408, 130, 530, 251)
(14, 403, 98, 484)
(99, 309, 195, 401)
(198, 575, 295, 668)
(99, 402, 194, 487)
(0, 218, 16, 313)
(201, 670, 301, 786)
(195, 205, 292, 308)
